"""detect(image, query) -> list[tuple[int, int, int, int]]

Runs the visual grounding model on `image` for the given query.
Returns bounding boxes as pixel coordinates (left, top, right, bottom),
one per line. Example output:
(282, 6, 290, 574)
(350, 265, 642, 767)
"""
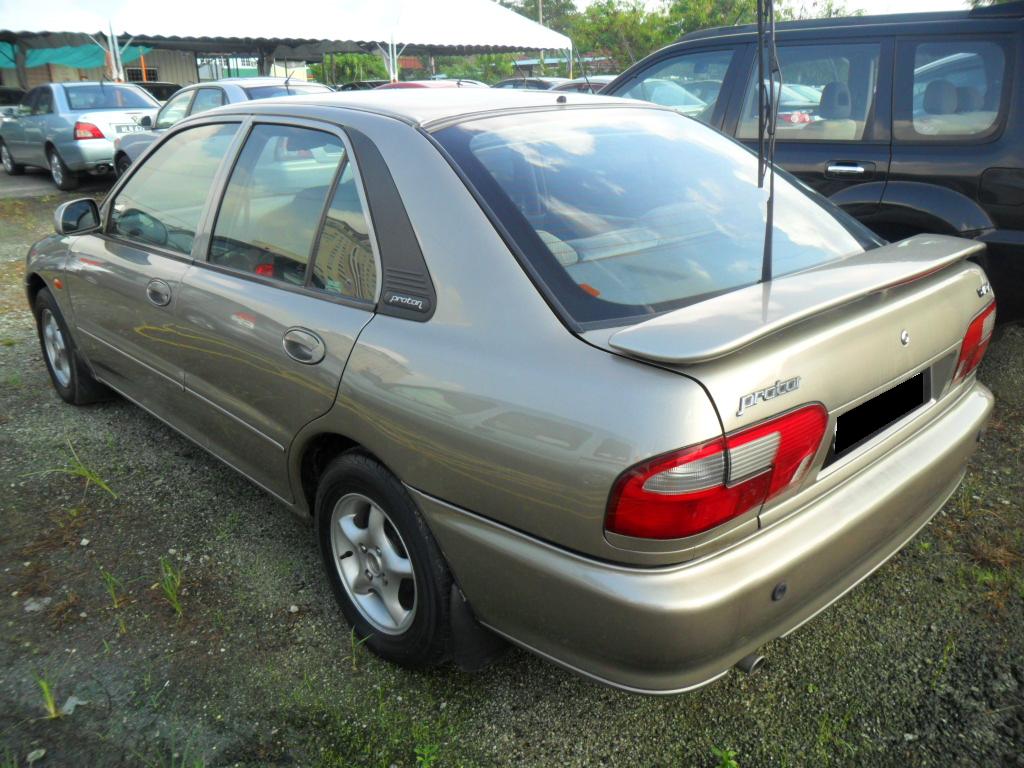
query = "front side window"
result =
(897, 40, 1006, 140)
(208, 124, 344, 286)
(63, 84, 157, 111)
(109, 123, 238, 255)
(436, 108, 879, 325)
(618, 49, 733, 125)
(189, 88, 225, 116)
(156, 90, 192, 129)
(737, 43, 881, 141)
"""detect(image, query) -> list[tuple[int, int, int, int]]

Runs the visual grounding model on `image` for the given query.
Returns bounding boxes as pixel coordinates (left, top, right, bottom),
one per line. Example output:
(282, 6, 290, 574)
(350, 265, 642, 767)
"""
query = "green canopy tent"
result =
(0, 41, 150, 71)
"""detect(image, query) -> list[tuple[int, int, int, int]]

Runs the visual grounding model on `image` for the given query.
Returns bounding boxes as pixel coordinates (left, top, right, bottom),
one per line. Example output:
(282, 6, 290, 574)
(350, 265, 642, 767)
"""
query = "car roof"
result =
(216, 88, 640, 129)
(679, 1, 1024, 43)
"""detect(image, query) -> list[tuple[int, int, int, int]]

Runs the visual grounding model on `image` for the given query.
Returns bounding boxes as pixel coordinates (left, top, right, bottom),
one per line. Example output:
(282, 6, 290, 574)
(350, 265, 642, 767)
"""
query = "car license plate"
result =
(114, 124, 146, 134)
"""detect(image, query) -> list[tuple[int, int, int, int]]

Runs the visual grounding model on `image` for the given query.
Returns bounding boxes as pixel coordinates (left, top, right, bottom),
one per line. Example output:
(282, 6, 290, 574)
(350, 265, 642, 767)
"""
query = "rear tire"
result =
(316, 452, 452, 669)
(33, 288, 109, 405)
(1, 140, 24, 175)
(115, 153, 132, 178)
(47, 148, 79, 191)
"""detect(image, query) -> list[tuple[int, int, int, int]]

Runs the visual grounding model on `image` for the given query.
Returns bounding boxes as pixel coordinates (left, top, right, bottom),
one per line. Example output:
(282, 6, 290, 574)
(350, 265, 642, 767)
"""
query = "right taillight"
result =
(606, 404, 828, 540)
(73, 121, 105, 140)
(953, 301, 996, 384)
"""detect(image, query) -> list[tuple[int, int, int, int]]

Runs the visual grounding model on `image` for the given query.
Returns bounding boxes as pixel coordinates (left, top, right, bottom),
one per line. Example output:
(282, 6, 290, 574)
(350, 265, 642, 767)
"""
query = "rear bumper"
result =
(415, 381, 993, 694)
(56, 138, 114, 172)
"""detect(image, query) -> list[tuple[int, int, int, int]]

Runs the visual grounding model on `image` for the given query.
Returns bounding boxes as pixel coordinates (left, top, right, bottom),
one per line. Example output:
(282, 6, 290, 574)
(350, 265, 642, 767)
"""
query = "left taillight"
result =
(606, 404, 829, 540)
(74, 121, 105, 140)
(953, 301, 996, 384)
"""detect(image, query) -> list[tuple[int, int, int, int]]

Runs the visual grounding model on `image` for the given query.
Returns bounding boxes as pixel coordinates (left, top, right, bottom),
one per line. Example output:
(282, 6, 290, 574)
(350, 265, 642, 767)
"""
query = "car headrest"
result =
(818, 82, 852, 120)
(955, 86, 984, 113)
(924, 80, 957, 115)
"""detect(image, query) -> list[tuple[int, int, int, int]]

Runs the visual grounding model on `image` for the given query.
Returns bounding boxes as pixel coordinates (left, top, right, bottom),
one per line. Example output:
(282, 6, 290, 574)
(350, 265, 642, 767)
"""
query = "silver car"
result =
(113, 77, 334, 175)
(0, 82, 158, 190)
(25, 90, 995, 693)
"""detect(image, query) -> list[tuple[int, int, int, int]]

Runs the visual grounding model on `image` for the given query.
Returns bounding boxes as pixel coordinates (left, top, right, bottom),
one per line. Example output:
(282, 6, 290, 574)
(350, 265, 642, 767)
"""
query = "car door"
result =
(727, 39, 893, 209)
(3, 88, 39, 161)
(64, 120, 242, 424)
(171, 118, 377, 501)
(24, 85, 54, 166)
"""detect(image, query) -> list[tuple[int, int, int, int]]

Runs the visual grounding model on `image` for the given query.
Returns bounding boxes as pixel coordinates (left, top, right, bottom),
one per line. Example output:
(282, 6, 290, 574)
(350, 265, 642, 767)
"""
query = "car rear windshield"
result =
(244, 84, 333, 99)
(63, 84, 157, 110)
(435, 107, 880, 326)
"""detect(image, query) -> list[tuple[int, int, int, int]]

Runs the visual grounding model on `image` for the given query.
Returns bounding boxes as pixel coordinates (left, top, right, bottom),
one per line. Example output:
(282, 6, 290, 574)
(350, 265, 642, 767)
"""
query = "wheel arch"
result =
(25, 271, 47, 311)
(868, 181, 995, 241)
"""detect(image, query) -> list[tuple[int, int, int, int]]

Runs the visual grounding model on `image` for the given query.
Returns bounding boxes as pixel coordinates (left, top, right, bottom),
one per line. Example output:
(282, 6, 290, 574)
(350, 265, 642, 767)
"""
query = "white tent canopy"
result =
(0, 0, 572, 80)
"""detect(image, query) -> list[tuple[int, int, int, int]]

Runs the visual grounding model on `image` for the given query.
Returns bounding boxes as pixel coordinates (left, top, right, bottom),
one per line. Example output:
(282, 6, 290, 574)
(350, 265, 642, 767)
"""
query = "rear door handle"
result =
(282, 327, 326, 365)
(146, 278, 172, 307)
(826, 162, 874, 178)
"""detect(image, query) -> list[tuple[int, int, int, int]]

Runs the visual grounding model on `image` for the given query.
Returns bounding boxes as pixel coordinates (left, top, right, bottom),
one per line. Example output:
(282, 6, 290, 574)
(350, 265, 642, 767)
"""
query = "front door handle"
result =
(282, 327, 326, 365)
(146, 278, 172, 307)
(826, 162, 874, 178)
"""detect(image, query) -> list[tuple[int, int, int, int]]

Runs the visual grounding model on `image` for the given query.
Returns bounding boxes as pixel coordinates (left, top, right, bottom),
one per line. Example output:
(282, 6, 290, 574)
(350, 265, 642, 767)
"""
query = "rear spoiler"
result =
(608, 234, 985, 364)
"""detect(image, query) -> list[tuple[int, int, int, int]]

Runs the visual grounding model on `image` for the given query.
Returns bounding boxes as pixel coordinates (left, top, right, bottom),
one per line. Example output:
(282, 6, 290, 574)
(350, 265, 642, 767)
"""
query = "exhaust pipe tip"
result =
(735, 652, 766, 676)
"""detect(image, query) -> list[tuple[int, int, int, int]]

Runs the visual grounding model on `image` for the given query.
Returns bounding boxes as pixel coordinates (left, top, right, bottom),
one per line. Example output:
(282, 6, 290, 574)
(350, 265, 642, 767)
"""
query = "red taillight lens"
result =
(254, 263, 275, 277)
(606, 404, 829, 540)
(953, 301, 996, 384)
(74, 121, 105, 140)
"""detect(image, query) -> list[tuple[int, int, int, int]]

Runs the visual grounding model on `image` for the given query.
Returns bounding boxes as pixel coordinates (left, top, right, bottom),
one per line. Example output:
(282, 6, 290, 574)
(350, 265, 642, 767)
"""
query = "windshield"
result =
(63, 84, 157, 110)
(244, 84, 333, 99)
(436, 107, 879, 325)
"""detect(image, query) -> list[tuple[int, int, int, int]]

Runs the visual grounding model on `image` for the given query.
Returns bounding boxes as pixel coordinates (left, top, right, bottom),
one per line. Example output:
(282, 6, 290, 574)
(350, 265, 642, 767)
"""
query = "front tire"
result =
(1, 140, 24, 175)
(34, 288, 109, 405)
(47, 148, 79, 191)
(316, 452, 452, 669)
(115, 153, 132, 178)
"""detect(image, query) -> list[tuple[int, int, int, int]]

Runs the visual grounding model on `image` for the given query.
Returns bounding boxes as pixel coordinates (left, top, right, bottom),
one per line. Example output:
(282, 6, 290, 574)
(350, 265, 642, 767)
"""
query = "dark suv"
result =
(606, 1, 1024, 321)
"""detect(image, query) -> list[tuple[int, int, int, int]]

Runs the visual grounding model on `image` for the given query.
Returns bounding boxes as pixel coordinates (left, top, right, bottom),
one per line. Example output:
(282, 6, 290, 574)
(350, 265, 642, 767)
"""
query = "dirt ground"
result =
(0, 193, 1022, 768)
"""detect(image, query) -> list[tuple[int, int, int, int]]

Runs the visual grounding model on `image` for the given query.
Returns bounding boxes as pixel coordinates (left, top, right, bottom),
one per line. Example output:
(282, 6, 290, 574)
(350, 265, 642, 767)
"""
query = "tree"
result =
(970, 0, 1015, 6)
(499, 0, 580, 35)
(310, 53, 388, 85)
(570, 1, 674, 71)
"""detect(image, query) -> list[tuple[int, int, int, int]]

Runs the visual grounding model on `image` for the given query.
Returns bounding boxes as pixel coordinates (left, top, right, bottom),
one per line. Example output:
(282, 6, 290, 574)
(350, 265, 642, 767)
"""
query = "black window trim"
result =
(892, 32, 1014, 147)
(728, 36, 893, 145)
(191, 114, 383, 313)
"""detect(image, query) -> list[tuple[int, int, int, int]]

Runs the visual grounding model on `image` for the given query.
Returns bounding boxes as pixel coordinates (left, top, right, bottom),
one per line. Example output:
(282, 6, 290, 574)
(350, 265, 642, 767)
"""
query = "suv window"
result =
(897, 40, 1006, 141)
(109, 123, 239, 255)
(189, 88, 225, 116)
(311, 162, 377, 301)
(618, 49, 733, 125)
(737, 43, 881, 141)
(208, 124, 344, 286)
(156, 90, 192, 129)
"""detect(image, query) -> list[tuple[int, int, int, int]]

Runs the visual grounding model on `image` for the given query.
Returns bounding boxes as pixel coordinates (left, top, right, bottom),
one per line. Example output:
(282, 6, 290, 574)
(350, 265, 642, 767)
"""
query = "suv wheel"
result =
(316, 452, 452, 668)
(48, 148, 79, 191)
(1, 141, 24, 175)
(33, 288, 109, 404)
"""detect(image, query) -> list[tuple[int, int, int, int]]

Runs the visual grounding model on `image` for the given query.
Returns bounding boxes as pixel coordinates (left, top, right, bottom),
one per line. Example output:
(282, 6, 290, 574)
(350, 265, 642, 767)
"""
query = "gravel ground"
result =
(0, 193, 1022, 768)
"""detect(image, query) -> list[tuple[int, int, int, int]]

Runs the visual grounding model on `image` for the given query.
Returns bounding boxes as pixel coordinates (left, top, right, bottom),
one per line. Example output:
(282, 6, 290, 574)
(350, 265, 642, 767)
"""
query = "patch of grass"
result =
(711, 745, 741, 768)
(34, 673, 60, 720)
(932, 637, 957, 690)
(100, 567, 126, 609)
(349, 627, 369, 671)
(813, 712, 857, 765)
(4, 372, 20, 387)
(48, 591, 80, 629)
(159, 557, 184, 619)
(23, 437, 116, 501)
(0, 337, 15, 347)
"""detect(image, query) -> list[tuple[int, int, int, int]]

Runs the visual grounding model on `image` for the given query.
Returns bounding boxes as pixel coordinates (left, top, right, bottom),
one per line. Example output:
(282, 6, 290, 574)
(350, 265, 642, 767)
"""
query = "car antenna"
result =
(756, 0, 782, 284)
(572, 45, 593, 93)
(284, 71, 293, 94)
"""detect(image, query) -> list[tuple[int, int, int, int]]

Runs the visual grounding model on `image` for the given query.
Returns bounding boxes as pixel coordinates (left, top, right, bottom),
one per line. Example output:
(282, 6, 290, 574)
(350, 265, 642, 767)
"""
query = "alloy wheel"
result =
(41, 308, 71, 388)
(1, 144, 11, 173)
(49, 152, 63, 186)
(329, 493, 416, 635)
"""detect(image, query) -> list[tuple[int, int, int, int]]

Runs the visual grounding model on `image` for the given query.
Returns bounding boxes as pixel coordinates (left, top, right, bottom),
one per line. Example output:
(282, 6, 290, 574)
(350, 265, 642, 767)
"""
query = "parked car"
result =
(551, 74, 617, 94)
(112, 77, 334, 175)
(492, 76, 569, 90)
(0, 82, 158, 190)
(338, 80, 389, 91)
(26, 89, 994, 693)
(606, 1, 1024, 321)
(133, 81, 182, 103)
(0, 86, 25, 117)
(375, 80, 488, 89)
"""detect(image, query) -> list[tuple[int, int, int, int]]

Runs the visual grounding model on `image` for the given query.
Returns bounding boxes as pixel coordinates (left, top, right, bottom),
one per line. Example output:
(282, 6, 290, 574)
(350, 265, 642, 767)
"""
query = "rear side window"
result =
(311, 162, 378, 301)
(208, 124, 344, 286)
(895, 39, 1007, 141)
(737, 43, 881, 142)
(618, 49, 733, 125)
(190, 88, 225, 116)
(436, 108, 878, 326)
(110, 123, 238, 255)
(31, 88, 53, 115)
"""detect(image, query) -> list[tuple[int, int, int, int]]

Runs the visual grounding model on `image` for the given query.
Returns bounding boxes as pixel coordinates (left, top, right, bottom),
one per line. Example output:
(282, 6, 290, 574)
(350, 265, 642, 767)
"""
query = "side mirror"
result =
(139, 114, 152, 128)
(54, 198, 100, 235)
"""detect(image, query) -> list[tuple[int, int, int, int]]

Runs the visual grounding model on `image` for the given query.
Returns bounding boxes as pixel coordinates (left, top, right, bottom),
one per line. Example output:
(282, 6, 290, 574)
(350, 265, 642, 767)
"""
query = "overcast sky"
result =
(576, 0, 971, 14)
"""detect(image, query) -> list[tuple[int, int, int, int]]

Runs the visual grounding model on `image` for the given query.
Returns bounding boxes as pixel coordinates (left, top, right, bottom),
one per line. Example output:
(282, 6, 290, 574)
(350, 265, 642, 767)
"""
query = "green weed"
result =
(24, 437, 116, 500)
(34, 673, 60, 719)
(711, 745, 740, 768)
(159, 557, 184, 618)
(100, 567, 126, 609)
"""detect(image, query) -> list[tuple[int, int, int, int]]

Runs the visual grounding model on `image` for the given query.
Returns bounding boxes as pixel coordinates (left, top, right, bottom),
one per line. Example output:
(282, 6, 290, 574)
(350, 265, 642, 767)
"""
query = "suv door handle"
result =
(146, 279, 172, 307)
(282, 327, 326, 365)
(826, 162, 874, 177)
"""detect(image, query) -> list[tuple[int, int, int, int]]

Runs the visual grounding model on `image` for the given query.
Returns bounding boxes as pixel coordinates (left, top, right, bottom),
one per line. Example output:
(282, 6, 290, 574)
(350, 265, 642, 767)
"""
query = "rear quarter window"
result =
(436, 107, 879, 326)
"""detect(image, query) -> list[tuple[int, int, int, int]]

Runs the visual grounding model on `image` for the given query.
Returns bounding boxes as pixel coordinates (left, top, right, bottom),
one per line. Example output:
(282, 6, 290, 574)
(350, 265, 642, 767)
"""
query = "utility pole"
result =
(538, 0, 545, 75)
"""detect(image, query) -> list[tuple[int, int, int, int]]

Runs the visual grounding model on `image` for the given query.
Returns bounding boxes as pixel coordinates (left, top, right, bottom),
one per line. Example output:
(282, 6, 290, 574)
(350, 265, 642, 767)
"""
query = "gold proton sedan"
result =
(25, 90, 995, 693)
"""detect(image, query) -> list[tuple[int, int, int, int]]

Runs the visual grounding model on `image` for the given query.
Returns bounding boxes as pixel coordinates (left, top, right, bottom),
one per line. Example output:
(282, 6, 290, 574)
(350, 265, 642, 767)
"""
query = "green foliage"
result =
(311, 53, 388, 86)
(500, 0, 580, 34)
(100, 566, 125, 609)
(712, 744, 741, 768)
(24, 438, 116, 500)
(432, 53, 518, 84)
(159, 557, 184, 619)
(34, 673, 60, 719)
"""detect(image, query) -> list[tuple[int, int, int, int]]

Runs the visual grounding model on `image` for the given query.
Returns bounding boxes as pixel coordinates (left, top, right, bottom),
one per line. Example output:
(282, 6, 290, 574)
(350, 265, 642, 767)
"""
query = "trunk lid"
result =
(76, 109, 156, 139)
(585, 233, 993, 437)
